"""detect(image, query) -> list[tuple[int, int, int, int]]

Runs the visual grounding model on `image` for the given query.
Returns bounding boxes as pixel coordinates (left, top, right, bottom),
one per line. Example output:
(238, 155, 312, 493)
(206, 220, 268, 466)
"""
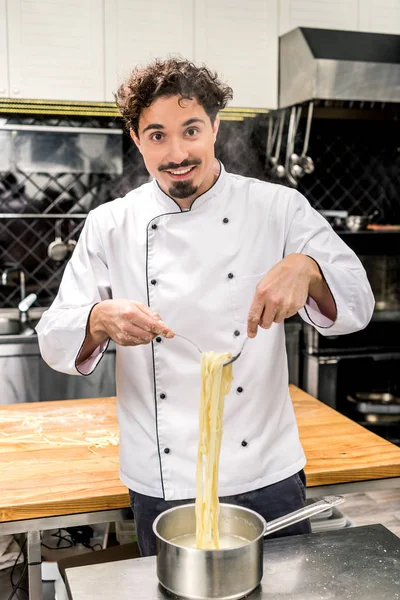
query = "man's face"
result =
(131, 95, 220, 204)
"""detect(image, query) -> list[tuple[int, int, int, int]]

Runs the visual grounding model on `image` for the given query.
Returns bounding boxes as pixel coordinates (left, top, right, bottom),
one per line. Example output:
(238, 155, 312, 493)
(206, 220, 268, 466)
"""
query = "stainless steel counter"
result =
(0, 332, 116, 403)
(65, 525, 400, 600)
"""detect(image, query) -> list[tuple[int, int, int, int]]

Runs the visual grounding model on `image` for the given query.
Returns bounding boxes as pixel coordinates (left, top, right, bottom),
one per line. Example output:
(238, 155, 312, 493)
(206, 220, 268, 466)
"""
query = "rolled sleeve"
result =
(76, 338, 110, 375)
(36, 211, 112, 375)
(284, 191, 375, 336)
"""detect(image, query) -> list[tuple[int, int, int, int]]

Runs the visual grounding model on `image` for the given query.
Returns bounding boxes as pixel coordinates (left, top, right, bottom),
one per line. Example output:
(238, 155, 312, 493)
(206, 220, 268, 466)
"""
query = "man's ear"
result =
(130, 129, 142, 155)
(212, 116, 220, 143)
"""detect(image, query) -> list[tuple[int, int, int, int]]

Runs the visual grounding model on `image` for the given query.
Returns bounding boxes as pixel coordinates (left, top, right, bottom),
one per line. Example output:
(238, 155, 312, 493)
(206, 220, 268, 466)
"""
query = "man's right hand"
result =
(78, 300, 174, 363)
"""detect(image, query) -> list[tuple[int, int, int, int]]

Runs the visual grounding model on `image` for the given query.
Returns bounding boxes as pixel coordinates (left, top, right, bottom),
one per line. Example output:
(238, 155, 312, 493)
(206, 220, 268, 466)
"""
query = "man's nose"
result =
(166, 138, 190, 165)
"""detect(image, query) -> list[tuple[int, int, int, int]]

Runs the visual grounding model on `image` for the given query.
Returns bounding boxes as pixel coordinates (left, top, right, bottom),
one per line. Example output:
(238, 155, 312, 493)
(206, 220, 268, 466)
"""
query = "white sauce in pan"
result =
(169, 533, 249, 549)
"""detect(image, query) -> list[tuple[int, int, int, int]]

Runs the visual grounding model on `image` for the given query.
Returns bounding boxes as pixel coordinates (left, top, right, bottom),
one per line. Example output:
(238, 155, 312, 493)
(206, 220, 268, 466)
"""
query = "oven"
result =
(301, 231, 400, 446)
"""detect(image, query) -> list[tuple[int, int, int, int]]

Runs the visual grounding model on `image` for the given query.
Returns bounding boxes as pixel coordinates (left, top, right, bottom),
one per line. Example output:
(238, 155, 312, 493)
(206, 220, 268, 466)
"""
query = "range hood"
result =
(279, 27, 400, 108)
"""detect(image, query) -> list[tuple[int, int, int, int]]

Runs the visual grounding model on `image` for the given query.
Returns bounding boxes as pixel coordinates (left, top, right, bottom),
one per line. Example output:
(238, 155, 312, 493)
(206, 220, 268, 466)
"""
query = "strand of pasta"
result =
(196, 351, 233, 549)
(0, 410, 118, 454)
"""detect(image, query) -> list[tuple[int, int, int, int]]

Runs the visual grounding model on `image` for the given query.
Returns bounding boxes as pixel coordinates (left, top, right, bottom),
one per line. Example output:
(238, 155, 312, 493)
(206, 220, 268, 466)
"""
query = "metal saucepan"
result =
(345, 210, 379, 232)
(153, 495, 344, 600)
(319, 209, 379, 232)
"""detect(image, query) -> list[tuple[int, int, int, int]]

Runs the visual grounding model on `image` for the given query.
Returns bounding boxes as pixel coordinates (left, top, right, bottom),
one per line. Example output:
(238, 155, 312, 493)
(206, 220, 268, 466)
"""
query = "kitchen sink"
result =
(0, 317, 38, 336)
(0, 317, 21, 335)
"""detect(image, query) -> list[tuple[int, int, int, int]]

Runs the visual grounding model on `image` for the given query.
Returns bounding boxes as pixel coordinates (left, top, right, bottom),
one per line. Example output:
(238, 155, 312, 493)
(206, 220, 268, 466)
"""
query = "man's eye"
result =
(151, 132, 164, 141)
(186, 128, 198, 137)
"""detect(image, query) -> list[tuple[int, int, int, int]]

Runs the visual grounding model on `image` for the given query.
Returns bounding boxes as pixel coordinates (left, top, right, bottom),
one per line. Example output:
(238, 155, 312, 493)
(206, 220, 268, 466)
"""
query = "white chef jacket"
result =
(36, 162, 374, 500)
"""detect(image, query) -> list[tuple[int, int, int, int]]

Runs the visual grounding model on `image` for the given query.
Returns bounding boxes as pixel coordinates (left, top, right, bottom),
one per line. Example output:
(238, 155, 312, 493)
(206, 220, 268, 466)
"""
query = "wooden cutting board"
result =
(0, 385, 399, 522)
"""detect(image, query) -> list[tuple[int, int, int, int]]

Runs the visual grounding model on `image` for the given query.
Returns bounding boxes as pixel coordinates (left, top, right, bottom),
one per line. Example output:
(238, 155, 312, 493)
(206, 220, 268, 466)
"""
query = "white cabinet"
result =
(279, 0, 359, 35)
(279, 0, 400, 36)
(0, 0, 8, 97)
(104, 0, 194, 102)
(195, 0, 279, 109)
(7, 0, 104, 101)
(2, 0, 399, 108)
(359, 0, 400, 34)
(105, 0, 279, 109)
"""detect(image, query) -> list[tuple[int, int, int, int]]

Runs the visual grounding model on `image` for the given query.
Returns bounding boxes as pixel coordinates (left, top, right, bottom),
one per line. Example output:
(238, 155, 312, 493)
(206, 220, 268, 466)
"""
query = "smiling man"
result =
(132, 101, 218, 205)
(136, 98, 208, 203)
(36, 58, 374, 557)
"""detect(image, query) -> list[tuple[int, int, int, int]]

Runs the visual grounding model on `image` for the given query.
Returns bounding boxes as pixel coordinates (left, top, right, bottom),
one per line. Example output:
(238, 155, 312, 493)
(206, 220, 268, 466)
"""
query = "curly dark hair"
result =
(115, 57, 233, 136)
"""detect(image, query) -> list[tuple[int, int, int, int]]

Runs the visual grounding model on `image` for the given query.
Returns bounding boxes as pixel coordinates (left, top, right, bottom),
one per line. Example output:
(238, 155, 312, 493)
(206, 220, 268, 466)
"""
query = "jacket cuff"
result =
(75, 303, 110, 375)
(75, 338, 110, 375)
(302, 296, 335, 329)
(299, 258, 374, 336)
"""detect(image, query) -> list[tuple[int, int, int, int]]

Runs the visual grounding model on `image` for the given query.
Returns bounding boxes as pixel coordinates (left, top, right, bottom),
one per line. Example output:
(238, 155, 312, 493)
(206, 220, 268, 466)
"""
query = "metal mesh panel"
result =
(0, 115, 142, 308)
(298, 118, 400, 222)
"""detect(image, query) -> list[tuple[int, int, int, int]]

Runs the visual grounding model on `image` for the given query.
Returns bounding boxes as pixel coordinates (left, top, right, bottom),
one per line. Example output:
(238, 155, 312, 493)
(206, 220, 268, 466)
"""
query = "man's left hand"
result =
(247, 254, 336, 338)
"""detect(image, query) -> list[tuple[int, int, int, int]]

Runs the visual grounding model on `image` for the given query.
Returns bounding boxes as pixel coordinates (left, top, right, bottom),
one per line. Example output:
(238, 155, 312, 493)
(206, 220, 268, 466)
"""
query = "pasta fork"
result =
(174, 334, 248, 367)
(223, 337, 249, 366)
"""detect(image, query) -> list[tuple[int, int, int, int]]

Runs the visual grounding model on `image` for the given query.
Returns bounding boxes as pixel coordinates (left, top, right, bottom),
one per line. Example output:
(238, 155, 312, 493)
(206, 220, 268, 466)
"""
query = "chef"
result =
(36, 58, 375, 557)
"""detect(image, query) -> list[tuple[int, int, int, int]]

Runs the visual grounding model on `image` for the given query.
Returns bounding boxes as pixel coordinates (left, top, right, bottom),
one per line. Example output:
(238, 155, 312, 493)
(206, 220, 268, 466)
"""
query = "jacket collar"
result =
(152, 161, 226, 213)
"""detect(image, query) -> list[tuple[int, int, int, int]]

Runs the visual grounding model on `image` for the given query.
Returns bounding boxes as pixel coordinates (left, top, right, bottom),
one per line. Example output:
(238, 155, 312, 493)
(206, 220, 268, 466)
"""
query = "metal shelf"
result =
(0, 213, 87, 219)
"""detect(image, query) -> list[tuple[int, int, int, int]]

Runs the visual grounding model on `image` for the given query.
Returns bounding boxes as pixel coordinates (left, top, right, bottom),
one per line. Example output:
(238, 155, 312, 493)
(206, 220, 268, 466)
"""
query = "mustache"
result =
(159, 159, 201, 172)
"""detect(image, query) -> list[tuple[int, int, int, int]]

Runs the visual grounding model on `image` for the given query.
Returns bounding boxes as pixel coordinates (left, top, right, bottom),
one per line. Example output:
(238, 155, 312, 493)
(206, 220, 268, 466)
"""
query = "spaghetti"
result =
(195, 351, 233, 549)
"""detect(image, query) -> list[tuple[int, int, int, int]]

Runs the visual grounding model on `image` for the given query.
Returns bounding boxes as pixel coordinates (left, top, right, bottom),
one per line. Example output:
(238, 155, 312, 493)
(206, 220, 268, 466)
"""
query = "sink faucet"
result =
(1, 267, 26, 301)
(1, 267, 37, 333)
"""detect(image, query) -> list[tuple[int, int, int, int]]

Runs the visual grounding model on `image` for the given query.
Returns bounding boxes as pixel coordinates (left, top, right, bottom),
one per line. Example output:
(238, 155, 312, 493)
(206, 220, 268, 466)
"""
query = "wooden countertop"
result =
(1, 385, 400, 522)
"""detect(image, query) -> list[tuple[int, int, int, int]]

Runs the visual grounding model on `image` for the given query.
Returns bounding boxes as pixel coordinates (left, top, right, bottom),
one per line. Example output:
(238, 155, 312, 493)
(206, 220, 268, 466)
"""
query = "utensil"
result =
(223, 337, 248, 366)
(153, 495, 344, 600)
(47, 219, 77, 261)
(174, 334, 248, 367)
(265, 114, 278, 171)
(288, 106, 303, 179)
(298, 101, 314, 174)
(270, 110, 286, 178)
(285, 106, 299, 187)
(47, 219, 68, 262)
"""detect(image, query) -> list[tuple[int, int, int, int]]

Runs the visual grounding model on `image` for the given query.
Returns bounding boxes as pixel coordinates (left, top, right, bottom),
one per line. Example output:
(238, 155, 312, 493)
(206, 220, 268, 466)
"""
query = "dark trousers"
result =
(129, 470, 310, 557)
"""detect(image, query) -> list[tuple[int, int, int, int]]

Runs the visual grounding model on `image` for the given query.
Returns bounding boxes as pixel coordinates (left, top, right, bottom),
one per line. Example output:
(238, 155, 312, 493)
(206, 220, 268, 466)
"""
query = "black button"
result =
(228, 273, 234, 279)
(160, 393, 166, 399)
(234, 330, 240, 337)
(151, 279, 157, 285)
(151, 223, 158, 230)
(241, 441, 248, 447)
(164, 448, 170, 454)
(155, 337, 162, 343)
(223, 218, 229, 224)
(237, 387, 243, 393)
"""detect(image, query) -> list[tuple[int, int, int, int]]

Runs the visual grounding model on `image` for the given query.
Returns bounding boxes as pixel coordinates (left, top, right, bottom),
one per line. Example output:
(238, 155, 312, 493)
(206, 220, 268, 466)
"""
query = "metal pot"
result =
(345, 210, 379, 232)
(153, 496, 344, 600)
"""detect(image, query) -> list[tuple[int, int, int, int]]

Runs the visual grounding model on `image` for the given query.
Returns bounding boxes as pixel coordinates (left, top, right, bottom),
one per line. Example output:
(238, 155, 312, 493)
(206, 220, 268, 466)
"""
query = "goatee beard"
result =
(168, 180, 198, 199)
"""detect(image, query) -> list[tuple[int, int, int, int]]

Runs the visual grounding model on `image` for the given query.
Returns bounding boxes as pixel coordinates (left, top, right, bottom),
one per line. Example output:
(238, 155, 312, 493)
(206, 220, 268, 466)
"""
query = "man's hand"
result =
(78, 299, 174, 363)
(247, 254, 336, 338)
(91, 299, 174, 346)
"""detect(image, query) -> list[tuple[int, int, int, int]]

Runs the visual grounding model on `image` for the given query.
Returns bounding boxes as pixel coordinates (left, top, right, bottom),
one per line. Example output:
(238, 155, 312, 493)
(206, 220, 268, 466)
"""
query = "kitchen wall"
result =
(299, 116, 400, 224)
(0, 109, 400, 308)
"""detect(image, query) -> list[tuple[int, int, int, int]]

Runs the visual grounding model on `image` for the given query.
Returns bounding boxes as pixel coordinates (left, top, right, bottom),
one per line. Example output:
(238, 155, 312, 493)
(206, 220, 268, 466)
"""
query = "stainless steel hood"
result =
(279, 27, 400, 108)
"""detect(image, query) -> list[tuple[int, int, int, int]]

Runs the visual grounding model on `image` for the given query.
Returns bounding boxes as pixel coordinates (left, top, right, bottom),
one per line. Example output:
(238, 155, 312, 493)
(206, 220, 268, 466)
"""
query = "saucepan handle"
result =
(263, 495, 345, 537)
